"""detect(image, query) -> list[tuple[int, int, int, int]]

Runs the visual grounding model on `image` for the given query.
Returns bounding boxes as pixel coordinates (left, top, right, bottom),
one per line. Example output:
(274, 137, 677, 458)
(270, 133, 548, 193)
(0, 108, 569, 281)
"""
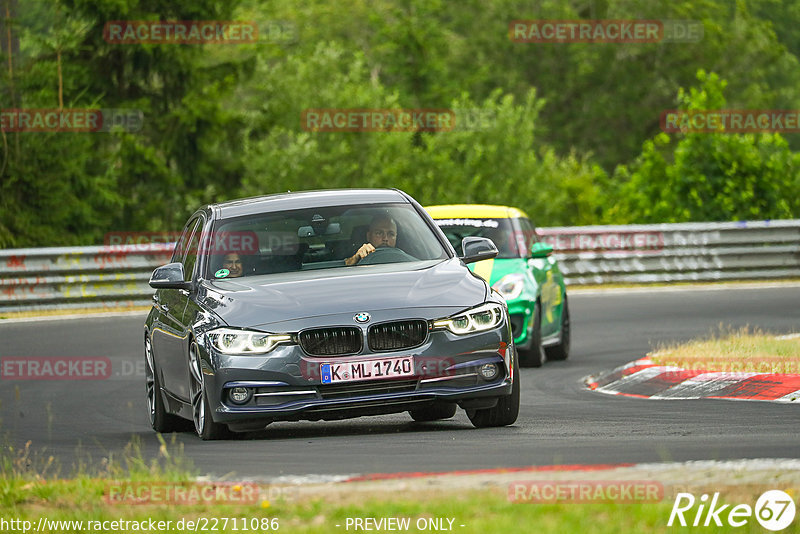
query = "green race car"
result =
(426, 204, 570, 367)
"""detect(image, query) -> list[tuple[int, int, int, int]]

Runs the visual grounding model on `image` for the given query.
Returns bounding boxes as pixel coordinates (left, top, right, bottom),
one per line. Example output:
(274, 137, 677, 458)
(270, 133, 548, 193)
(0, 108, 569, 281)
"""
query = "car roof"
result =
(425, 204, 529, 220)
(211, 189, 409, 219)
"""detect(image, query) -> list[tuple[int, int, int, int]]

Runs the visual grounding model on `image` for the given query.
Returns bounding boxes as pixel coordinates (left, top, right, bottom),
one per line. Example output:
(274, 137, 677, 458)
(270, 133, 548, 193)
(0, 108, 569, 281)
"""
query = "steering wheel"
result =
(358, 246, 418, 265)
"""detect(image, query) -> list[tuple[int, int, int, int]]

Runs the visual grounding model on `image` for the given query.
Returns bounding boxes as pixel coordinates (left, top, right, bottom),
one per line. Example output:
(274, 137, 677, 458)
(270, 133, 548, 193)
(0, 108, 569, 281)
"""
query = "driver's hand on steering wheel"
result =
(345, 243, 376, 266)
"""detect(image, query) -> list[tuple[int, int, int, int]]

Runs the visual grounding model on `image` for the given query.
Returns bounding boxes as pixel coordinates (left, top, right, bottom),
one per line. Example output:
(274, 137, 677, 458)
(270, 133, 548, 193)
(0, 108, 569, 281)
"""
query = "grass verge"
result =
(649, 327, 800, 374)
(0, 305, 150, 321)
(4, 480, 798, 533)
(2, 437, 799, 533)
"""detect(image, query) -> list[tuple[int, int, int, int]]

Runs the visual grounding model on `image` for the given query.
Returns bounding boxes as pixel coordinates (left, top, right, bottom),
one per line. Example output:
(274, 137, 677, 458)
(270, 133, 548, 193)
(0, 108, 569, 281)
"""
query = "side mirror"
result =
(149, 262, 192, 290)
(530, 241, 554, 258)
(461, 237, 498, 264)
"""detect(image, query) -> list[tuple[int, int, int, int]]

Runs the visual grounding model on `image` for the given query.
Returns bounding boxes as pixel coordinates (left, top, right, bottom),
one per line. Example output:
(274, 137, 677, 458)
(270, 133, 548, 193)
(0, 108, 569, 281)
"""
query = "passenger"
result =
(222, 252, 244, 278)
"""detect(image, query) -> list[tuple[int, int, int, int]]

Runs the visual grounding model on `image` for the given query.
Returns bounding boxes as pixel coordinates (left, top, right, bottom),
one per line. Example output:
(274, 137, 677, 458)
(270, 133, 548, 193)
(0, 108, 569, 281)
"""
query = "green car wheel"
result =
(545, 296, 570, 361)
(517, 301, 546, 368)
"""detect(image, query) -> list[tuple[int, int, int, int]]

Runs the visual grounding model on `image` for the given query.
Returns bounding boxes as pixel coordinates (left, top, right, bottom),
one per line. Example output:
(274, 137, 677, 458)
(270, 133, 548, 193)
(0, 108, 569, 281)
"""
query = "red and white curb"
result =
(585, 357, 800, 403)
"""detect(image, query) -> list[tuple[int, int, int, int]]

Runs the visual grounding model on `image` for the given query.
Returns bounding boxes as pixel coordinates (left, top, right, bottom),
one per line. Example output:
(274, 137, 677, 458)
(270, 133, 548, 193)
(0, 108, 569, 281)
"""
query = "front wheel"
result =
(518, 302, 546, 368)
(467, 353, 520, 428)
(545, 296, 570, 361)
(189, 342, 231, 440)
(145, 336, 187, 433)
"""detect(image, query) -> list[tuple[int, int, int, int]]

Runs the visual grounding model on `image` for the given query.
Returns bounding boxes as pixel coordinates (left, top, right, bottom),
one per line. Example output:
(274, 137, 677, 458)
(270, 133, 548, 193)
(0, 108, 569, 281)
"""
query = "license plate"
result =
(320, 356, 414, 384)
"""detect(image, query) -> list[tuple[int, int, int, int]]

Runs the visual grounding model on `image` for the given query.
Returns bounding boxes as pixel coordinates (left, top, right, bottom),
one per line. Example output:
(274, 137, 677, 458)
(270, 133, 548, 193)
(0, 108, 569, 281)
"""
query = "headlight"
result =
(206, 328, 292, 355)
(433, 303, 504, 335)
(492, 273, 525, 300)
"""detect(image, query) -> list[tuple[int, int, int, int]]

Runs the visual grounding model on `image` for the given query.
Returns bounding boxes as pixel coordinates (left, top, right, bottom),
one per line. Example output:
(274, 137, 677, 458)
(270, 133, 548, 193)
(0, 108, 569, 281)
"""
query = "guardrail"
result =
(1, 220, 798, 313)
(0, 245, 172, 314)
(540, 219, 800, 285)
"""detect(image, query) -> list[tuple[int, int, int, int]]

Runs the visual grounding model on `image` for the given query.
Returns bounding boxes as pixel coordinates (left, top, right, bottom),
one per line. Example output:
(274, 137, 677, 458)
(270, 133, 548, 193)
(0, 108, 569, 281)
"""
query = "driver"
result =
(345, 215, 397, 265)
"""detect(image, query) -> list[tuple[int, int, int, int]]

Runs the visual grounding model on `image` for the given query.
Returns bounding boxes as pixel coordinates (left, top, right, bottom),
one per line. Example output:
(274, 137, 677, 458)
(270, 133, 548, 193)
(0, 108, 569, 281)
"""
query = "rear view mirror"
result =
(461, 237, 498, 264)
(297, 223, 341, 238)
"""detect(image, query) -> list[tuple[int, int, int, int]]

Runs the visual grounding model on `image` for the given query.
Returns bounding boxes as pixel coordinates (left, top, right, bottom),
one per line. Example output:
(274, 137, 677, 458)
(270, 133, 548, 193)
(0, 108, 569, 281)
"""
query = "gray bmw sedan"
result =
(144, 189, 518, 439)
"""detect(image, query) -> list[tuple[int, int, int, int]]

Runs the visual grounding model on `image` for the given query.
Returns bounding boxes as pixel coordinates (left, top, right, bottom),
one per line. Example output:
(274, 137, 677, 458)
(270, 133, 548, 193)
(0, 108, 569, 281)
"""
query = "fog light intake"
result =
(479, 363, 499, 380)
(229, 387, 252, 404)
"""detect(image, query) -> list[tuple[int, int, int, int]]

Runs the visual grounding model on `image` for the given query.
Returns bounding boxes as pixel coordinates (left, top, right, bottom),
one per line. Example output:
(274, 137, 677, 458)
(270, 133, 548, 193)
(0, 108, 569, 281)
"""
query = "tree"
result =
(236, 42, 605, 225)
(607, 70, 800, 223)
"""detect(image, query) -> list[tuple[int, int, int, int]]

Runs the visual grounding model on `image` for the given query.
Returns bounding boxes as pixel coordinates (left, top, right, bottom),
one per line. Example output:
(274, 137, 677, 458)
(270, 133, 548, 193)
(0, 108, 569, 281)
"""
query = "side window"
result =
(171, 218, 200, 265)
(182, 219, 204, 282)
(518, 218, 537, 257)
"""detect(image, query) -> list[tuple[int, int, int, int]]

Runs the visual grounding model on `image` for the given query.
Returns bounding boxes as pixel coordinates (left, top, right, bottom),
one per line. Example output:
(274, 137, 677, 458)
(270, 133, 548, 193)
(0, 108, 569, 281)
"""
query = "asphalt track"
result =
(1, 285, 798, 480)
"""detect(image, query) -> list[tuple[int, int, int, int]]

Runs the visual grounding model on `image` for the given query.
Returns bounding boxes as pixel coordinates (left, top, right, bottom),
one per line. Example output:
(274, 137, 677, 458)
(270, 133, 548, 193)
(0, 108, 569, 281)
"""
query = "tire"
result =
(189, 342, 232, 441)
(409, 402, 458, 422)
(145, 336, 186, 433)
(545, 296, 570, 361)
(518, 301, 546, 368)
(467, 353, 520, 428)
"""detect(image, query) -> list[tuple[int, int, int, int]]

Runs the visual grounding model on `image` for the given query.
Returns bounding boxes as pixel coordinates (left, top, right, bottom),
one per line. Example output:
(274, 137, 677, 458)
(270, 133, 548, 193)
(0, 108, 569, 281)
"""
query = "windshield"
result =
(205, 203, 448, 279)
(434, 218, 520, 259)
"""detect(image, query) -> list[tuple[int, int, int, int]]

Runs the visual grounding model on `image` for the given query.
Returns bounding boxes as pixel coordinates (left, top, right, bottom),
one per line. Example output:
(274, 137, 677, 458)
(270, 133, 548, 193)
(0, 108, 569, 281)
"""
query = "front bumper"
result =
(198, 325, 513, 425)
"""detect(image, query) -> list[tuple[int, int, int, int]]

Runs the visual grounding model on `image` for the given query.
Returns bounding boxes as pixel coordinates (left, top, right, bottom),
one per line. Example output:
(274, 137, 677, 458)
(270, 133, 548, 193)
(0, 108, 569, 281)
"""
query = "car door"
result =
(150, 218, 194, 389)
(152, 216, 202, 400)
(171, 215, 212, 402)
(519, 217, 561, 337)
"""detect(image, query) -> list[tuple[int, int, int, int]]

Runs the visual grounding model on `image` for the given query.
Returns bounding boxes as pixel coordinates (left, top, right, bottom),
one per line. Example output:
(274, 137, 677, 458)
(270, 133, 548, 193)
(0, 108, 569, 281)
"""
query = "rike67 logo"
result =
(669, 490, 796, 531)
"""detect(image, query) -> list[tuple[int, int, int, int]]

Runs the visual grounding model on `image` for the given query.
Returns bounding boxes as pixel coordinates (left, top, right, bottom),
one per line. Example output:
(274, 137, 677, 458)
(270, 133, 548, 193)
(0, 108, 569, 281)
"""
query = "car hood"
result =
(200, 258, 487, 329)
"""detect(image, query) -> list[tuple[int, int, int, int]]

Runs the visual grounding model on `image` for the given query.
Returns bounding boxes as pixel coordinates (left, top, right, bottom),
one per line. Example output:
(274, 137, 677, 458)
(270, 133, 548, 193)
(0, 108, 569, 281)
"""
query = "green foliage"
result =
(607, 71, 800, 223)
(260, 0, 800, 169)
(1, 0, 251, 247)
(4, 0, 800, 247)
(237, 43, 603, 225)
